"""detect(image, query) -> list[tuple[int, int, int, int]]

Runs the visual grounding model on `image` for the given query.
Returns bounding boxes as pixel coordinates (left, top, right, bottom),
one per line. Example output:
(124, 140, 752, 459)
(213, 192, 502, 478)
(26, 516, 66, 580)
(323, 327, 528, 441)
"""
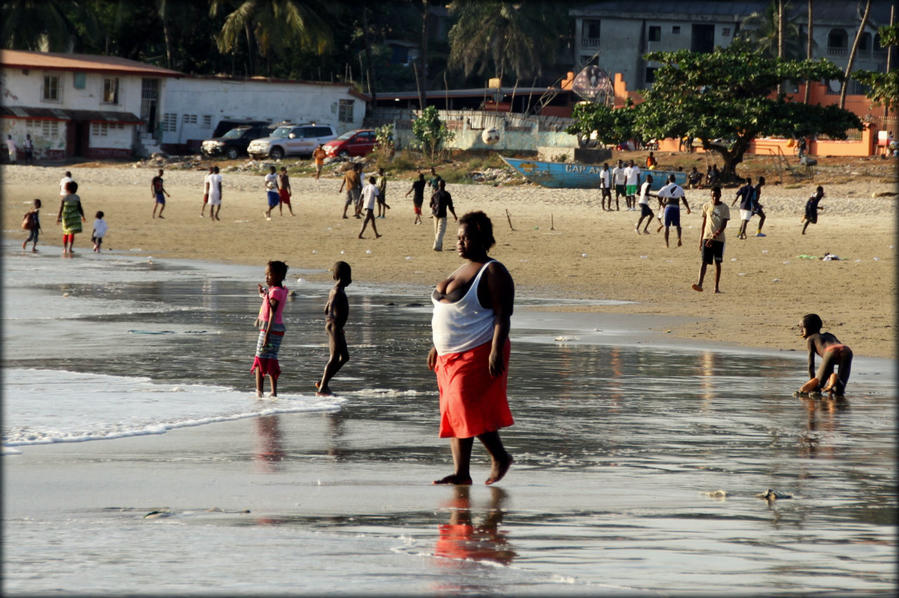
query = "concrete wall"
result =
(1, 69, 145, 117)
(368, 108, 578, 152)
(0, 117, 67, 160)
(161, 77, 365, 148)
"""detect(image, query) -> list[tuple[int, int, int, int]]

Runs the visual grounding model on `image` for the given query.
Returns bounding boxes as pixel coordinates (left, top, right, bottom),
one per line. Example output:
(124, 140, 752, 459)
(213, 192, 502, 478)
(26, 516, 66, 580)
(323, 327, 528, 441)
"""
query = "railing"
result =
(827, 47, 849, 57)
(581, 36, 601, 48)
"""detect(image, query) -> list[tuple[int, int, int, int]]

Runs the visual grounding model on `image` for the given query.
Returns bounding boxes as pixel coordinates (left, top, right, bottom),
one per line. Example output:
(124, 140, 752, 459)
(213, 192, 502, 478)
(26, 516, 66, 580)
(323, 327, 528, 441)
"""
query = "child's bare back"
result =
(316, 262, 352, 396)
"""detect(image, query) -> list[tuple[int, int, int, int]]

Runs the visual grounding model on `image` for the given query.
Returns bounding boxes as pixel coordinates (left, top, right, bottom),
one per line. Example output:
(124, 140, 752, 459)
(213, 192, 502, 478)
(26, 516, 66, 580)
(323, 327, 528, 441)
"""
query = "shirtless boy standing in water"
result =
(316, 261, 352, 396)
(797, 313, 853, 396)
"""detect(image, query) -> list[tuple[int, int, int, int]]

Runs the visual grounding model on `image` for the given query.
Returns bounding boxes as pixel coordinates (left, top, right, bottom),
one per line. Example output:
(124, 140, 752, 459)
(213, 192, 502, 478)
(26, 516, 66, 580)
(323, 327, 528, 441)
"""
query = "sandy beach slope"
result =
(2, 163, 895, 358)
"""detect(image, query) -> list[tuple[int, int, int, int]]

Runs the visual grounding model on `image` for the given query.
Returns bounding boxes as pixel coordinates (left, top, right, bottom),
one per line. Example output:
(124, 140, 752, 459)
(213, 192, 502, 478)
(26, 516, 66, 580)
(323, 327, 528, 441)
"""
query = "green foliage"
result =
(566, 102, 638, 146)
(636, 42, 862, 177)
(411, 106, 455, 160)
(375, 123, 394, 150)
(852, 25, 899, 113)
(735, 0, 804, 59)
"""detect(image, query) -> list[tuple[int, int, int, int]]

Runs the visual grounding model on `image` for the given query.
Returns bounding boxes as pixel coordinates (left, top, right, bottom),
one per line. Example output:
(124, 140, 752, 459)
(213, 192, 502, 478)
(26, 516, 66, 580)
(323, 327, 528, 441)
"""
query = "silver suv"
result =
(247, 123, 337, 159)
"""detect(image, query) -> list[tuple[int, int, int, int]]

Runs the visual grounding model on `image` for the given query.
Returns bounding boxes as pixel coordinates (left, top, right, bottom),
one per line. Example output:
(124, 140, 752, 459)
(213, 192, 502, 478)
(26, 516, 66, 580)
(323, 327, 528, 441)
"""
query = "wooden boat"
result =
(500, 156, 687, 191)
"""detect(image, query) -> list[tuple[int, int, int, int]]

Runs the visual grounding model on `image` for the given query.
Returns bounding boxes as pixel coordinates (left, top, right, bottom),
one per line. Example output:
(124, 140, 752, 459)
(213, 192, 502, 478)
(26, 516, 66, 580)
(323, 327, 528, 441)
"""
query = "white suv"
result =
(247, 123, 337, 159)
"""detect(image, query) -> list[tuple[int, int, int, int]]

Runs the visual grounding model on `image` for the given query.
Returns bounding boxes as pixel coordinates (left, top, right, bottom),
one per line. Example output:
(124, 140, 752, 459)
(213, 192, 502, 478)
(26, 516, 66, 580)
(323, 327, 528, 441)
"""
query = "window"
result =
(338, 99, 354, 123)
(161, 113, 178, 132)
(645, 67, 657, 84)
(828, 28, 848, 55)
(103, 78, 119, 104)
(648, 26, 661, 42)
(202, 114, 213, 128)
(91, 122, 109, 136)
(42, 75, 59, 101)
(858, 32, 871, 52)
(73, 72, 86, 89)
(722, 27, 731, 37)
(583, 19, 601, 47)
(25, 119, 60, 136)
(182, 113, 197, 124)
(672, 26, 680, 34)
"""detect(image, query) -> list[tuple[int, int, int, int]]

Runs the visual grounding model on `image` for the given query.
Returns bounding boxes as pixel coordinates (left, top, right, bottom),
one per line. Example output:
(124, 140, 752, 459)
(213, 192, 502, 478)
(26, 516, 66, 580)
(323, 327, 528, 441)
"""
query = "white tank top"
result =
(431, 261, 496, 355)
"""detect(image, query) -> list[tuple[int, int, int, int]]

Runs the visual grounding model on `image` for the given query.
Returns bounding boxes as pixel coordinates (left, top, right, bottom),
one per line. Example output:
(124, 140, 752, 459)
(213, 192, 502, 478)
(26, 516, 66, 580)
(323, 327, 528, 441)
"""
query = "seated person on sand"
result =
(316, 261, 351, 396)
(797, 313, 853, 396)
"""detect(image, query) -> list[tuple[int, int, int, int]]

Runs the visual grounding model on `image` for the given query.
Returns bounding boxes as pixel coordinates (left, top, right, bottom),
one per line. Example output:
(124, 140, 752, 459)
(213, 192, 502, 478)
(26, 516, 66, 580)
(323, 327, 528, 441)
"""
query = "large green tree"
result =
(446, 0, 565, 84)
(634, 42, 862, 178)
(565, 101, 637, 148)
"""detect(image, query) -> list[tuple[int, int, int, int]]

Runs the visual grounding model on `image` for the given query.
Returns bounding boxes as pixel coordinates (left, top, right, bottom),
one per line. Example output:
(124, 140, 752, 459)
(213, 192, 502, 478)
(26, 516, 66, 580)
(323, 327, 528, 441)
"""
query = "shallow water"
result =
(3, 245, 896, 594)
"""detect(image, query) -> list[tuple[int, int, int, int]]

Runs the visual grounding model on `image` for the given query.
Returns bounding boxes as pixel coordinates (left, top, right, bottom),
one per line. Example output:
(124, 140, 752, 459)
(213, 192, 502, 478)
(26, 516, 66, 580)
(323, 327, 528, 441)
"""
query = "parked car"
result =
(247, 123, 337, 160)
(201, 124, 273, 159)
(322, 129, 378, 158)
(210, 119, 268, 139)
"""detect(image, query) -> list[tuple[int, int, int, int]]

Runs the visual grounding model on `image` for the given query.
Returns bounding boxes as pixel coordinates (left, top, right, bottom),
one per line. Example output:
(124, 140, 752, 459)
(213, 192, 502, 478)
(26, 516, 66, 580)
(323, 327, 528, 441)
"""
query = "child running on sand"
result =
(801, 186, 825, 234)
(91, 211, 107, 252)
(252, 260, 289, 398)
(22, 198, 41, 252)
(316, 261, 351, 396)
(797, 313, 853, 396)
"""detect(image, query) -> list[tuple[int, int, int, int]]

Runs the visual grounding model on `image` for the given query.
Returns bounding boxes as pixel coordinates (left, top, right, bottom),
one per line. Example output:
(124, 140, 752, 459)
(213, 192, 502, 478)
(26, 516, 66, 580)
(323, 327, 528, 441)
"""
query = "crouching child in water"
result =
(797, 313, 853, 396)
(252, 260, 289, 397)
(315, 261, 351, 396)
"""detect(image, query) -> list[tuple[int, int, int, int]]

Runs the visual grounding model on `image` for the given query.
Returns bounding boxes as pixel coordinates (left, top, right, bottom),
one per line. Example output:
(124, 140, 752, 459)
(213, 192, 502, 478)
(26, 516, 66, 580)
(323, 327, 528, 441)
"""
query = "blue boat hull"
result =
(500, 156, 686, 191)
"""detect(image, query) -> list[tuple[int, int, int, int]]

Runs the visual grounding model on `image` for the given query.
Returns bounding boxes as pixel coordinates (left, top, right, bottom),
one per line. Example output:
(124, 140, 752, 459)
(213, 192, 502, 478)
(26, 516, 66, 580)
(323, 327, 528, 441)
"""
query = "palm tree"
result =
(1, 0, 78, 51)
(737, 0, 804, 59)
(803, 0, 813, 103)
(447, 0, 565, 84)
(840, 0, 872, 109)
(210, 0, 333, 76)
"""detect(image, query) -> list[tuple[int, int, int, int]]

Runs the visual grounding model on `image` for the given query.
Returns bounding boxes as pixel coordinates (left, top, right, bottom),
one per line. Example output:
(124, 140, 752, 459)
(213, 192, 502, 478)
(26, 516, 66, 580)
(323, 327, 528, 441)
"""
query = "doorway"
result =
(691, 24, 715, 53)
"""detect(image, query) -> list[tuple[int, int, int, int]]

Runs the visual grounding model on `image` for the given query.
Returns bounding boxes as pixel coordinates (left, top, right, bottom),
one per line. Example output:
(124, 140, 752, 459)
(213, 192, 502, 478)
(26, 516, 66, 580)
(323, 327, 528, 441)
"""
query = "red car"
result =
(322, 129, 378, 158)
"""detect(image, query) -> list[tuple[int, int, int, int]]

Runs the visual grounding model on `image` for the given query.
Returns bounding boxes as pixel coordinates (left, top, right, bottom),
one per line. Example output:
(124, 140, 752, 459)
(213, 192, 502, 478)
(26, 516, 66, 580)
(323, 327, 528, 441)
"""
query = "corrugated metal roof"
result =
(377, 87, 571, 100)
(0, 106, 142, 123)
(0, 50, 181, 77)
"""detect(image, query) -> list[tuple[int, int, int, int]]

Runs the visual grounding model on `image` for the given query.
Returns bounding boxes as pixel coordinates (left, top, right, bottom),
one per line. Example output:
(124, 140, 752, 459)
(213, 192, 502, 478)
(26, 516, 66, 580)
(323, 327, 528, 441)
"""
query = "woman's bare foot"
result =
(821, 373, 839, 393)
(314, 381, 333, 396)
(486, 454, 513, 485)
(433, 474, 472, 485)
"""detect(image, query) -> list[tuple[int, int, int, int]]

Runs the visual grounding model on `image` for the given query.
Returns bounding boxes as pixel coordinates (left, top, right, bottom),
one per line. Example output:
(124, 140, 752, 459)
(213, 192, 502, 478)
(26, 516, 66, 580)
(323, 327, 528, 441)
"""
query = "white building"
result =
(160, 76, 369, 152)
(0, 50, 181, 159)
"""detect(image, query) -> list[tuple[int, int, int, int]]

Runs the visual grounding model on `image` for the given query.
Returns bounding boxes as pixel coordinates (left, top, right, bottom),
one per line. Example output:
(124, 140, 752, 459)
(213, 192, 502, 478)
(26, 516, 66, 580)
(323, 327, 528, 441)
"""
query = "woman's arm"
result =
(485, 262, 515, 376)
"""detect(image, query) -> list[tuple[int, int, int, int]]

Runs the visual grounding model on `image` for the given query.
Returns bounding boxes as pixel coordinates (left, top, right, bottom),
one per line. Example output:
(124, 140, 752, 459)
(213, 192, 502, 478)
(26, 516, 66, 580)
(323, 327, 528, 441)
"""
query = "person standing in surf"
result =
(315, 261, 351, 396)
(252, 260, 288, 398)
(428, 211, 515, 486)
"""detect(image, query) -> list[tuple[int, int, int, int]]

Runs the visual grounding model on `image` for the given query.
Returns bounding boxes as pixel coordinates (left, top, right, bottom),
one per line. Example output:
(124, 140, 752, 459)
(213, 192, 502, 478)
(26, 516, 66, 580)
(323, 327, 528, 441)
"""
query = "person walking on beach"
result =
(429, 210, 515, 486)
(599, 163, 612, 211)
(151, 169, 170, 219)
(313, 144, 327, 180)
(406, 172, 427, 224)
(57, 180, 85, 256)
(91, 211, 108, 252)
(315, 261, 351, 396)
(23, 134, 34, 164)
(22, 198, 41, 252)
(201, 166, 213, 217)
(430, 180, 457, 251)
(358, 176, 382, 239)
(338, 163, 360, 219)
(624, 160, 641, 211)
(797, 313, 853, 396)
(278, 167, 294, 216)
(732, 176, 755, 240)
(801, 186, 825, 235)
(611, 160, 626, 211)
(429, 167, 443, 194)
(252, 260, 289, 398)
(634, 174, 655, 234)
(692, 186, 729, 294)
(375, 167, 390, 218)
(658, 174, 691, 247)
(352, 163, 364, 217)
(751, 176, 766, 237)
(6, 134, 16, 163)
(207, 166, 223, 221)
(263, 166, 279, 220)
(60, 171, 74, 197)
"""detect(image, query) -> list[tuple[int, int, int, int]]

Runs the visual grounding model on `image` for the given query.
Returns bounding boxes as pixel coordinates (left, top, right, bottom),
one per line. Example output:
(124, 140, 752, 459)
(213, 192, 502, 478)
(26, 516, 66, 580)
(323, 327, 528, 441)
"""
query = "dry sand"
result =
(2, 163, 895, 359)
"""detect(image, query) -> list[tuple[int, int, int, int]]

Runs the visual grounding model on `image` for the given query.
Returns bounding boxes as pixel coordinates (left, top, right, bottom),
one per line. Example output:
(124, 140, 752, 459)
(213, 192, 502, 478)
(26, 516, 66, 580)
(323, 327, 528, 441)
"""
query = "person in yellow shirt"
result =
(313, 144, 327, 180)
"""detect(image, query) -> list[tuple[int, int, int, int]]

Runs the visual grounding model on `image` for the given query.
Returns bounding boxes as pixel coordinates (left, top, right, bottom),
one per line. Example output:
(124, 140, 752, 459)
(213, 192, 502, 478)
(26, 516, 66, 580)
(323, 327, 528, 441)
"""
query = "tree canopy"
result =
(852, 24, 899, 114)
(633, 41, 863, 177)
(565, 101, 636, 147)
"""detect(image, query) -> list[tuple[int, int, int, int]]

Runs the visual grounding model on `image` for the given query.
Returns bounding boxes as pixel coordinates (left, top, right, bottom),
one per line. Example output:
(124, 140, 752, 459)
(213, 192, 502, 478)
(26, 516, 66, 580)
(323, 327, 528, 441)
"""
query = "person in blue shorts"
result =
(151, 169, 170, 219)
(263, 166, 279, 220)
(657, 174, 691, 248)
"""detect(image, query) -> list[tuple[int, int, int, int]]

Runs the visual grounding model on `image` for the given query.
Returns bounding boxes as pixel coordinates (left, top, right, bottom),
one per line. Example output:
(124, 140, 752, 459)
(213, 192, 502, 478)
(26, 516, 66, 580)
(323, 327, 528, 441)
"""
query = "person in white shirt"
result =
(624, 160, 641, 211)
(6, 135, 16, 163)
(208, 166, 223, 221)
(91, 210, 108, 252)
(634, 174, 655, 234)
(60, 171, 74, 196)
(201, 166, 213, 217)
(599, 163, 612, 211)
(657, 174, 691, 248)
(358, 176, 382, 239)
(611, 160, 626, 211)
(263, 166, 279, 220)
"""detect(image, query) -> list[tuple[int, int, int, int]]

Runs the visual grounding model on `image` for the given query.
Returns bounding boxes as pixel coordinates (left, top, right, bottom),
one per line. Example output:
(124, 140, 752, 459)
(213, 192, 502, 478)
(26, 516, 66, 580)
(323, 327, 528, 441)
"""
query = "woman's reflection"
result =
(254, 415, 285, 472)
(434, 486, 516, 566)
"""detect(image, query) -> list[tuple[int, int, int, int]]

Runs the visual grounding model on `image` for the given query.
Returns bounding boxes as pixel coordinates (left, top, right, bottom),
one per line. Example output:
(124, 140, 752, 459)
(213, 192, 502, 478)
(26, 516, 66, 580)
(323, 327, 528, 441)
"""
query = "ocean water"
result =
(3, 243, 896, 595)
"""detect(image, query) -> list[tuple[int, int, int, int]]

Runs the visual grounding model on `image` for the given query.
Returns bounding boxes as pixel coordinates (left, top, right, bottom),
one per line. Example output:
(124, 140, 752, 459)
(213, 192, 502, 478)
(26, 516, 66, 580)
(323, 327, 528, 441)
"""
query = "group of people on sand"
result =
(21, 170, 107, 255)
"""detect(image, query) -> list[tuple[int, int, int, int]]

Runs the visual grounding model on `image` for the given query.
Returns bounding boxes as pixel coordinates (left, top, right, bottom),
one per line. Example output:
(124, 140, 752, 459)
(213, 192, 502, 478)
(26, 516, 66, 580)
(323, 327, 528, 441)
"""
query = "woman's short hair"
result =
(459, 211, 495, 250)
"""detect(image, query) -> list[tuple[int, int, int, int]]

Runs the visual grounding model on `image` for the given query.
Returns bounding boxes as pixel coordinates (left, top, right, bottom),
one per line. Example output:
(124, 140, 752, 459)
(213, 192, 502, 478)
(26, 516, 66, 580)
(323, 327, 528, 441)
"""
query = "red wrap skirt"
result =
(435, 339, 513, 439)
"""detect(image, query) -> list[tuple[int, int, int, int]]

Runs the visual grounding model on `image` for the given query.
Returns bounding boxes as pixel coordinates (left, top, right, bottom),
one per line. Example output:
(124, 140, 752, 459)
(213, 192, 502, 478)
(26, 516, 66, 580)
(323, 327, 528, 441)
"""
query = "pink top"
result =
(258, 286, 288, 325)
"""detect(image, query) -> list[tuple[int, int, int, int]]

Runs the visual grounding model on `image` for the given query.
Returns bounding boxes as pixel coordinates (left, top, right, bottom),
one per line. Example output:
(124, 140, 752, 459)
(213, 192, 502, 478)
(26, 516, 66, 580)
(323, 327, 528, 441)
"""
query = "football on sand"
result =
(481, 128, 500, 145)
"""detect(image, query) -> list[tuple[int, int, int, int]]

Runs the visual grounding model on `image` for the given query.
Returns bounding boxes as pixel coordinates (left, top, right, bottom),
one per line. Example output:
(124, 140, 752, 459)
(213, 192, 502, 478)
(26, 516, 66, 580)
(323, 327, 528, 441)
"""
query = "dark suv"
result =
(201, 124, 273, 159)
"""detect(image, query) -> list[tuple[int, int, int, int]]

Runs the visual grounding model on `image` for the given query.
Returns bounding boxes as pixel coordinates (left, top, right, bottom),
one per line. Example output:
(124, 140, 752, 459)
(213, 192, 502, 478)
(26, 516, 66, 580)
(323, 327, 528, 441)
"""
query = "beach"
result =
(2, 162, 897, 594)
(2, 162, 895, 359)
